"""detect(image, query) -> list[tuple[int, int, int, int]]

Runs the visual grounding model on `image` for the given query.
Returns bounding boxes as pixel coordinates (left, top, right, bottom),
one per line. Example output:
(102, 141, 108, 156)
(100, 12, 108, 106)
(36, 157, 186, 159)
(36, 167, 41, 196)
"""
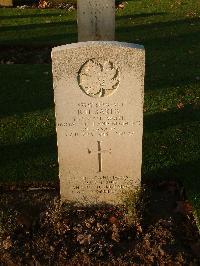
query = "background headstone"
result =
(0, 0, 13, 6)
(77, 0, 115, 41)
(52, 41, 145, 205)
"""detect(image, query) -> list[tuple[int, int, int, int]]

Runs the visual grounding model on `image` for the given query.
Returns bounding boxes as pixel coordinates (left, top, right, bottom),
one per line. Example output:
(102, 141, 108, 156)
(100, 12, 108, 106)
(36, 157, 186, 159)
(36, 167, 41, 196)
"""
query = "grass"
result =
(0, 0, 200, 221)
(0, 8, 77, 45)
(0, 65, 57, 182)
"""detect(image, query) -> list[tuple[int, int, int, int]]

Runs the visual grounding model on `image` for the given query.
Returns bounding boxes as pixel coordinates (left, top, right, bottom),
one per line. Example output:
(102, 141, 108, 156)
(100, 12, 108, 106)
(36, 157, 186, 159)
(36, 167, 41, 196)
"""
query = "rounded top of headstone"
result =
(51, 41, 144, 54)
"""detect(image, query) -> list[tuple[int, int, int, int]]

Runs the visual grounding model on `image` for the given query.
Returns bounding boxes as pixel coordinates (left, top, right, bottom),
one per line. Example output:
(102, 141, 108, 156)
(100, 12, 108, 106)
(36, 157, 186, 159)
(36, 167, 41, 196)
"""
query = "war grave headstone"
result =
(77, 0, 115, 41)
(52, 41, 145, 205)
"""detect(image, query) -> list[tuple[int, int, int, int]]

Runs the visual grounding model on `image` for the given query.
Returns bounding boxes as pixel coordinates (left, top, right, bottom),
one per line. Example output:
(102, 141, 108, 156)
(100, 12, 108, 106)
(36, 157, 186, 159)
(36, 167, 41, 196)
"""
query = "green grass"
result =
(0, 8, 77, 45)
(0, 0, 200, 221)
(0, 65, 57, 182)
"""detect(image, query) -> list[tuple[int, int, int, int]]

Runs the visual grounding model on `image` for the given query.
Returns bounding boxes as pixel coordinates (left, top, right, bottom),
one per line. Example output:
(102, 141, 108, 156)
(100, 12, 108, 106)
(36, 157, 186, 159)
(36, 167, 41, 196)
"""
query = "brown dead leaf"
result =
(118, 3, 125, 9)
(117, 2, 127, 9)
(111, 224, 120, 242)
(177, 102, 184, 109)
(146, 255, 154, 263)
(3, 237, 12, 250)
(109, 216, 119, 225)
(158, 246, 165, 257)
(77, 234, 91, 245)
(38, 0, 50, 8)
(135, 223, 143, 234)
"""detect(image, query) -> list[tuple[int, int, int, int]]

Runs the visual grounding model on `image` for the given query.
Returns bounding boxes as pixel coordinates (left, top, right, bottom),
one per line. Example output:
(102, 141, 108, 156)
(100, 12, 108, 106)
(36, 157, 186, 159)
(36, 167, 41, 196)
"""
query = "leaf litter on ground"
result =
(0, 181, 200, 265)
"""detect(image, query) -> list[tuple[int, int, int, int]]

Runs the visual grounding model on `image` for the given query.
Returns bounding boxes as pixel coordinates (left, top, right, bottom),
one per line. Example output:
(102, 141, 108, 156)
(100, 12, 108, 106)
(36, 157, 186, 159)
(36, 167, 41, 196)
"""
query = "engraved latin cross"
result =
(88, 141, 112, 172)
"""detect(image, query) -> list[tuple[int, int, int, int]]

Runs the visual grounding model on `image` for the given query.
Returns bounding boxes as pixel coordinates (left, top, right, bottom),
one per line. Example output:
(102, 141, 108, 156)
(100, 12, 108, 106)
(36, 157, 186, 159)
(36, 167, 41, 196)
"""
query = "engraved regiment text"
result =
(57, 102, 141, 137)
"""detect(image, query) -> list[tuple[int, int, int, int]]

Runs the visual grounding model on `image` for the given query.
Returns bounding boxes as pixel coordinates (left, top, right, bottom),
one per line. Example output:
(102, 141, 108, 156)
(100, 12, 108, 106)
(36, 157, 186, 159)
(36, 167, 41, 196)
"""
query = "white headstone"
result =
(77, 0, 115, 41)
(52, 41, 145, 205)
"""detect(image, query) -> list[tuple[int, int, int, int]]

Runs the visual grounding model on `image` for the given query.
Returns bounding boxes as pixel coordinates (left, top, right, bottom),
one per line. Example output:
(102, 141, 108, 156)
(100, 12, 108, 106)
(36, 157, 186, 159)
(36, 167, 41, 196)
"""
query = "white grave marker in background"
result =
(77, 0, 115, 41)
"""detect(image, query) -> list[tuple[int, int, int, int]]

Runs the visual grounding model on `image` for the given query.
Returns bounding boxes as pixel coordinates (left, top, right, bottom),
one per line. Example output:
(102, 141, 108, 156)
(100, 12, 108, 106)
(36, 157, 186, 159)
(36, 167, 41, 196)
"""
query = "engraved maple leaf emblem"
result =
(78, 59, 120, 97)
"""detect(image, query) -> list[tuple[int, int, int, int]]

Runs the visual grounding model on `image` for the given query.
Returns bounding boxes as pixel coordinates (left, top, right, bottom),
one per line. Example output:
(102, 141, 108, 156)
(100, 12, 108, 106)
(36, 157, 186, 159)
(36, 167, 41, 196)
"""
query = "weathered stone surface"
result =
(77, 0, 115, 41)
(0, 0, 13, 6)
(52, 41, 145, 205)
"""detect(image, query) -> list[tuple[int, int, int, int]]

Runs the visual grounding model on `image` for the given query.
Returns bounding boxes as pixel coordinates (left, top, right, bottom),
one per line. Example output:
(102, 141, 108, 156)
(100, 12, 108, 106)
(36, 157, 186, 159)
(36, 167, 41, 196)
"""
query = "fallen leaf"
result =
(38, 0, 50, 8)
(177, 102, 184, 109)
(135, 223, 143, 233)
(111, 224, 120, 242)
(77, 234, 91, 245)
(158, 246, 165, 256)
(3, 237, 12, 250)
(109, 216, 119, 225)
(118, 3, 125, 9)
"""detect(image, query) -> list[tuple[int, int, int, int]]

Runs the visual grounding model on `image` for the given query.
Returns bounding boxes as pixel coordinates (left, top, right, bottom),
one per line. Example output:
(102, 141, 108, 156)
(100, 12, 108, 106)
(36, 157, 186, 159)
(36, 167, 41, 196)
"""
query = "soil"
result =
(0, 181, 200, 265)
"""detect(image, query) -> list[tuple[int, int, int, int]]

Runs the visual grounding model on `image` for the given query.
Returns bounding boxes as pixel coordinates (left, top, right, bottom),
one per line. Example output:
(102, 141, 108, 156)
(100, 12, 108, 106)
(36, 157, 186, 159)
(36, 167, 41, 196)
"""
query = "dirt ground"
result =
(0, 181, 200, 265)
